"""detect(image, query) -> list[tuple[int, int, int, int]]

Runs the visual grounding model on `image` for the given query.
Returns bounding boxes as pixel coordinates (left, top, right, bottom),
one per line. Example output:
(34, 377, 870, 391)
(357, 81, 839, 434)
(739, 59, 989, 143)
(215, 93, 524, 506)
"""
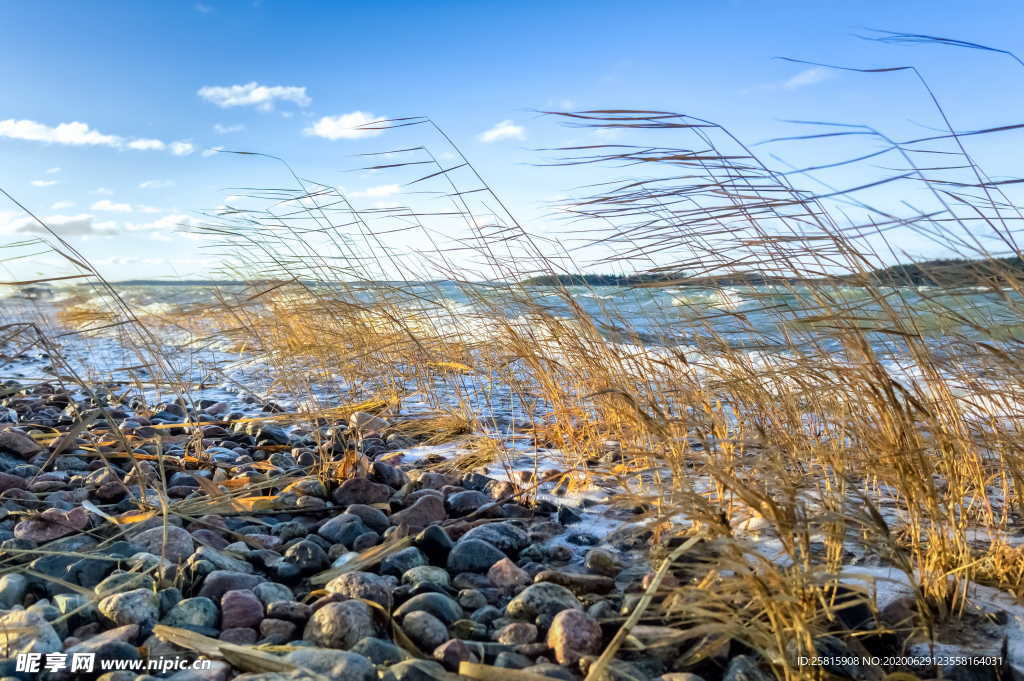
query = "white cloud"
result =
(213, 123, 245, 134)
(304, 111, 383, 140)
(137, 205, 161, 214)
(139, 179, 174, 189)
(51, 201, 75, 210)
(195, 2, 212, 13)
(352, 184, 400, 199)
(0, 119, 120, 147)
(783, 67, 833, 90)
(478, 120, 525, 143)
(91, 187, 114, 195)
(31, 180, 58, 187)
(127, 138, 166, 151)
(0, 119, 196, 156)
(202, 146, 224, 157)
(46, 167, 60, 174)
(198, 82, 311, 111)
(170, 141, 194, 156)
(0, 212, 114, 236)
(91, 200, 132, 212)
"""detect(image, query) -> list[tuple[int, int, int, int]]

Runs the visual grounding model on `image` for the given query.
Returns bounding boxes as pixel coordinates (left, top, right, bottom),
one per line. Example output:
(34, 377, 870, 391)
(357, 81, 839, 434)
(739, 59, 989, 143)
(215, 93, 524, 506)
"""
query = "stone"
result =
(260, 618, 298, 644)
(507, 582, 581, 625)
(723, 656, 774, 681)
(402, 611, 448, 652)
(220, 627, 258, 644)
(457, 589, 487, 610)
(403, 566, 451, 588)
(547, 609, 601, 664)
(0, 429, 42, 457)
(161, 597, 219, 632)
(494, 651, 534, 669)
(325, 571, 394, 609)
(584, 549, 622, 577)
(448, 539, 507, 573)
(254, 582, 294, 606)
(387, 659, 451, 681)
(221, 589, 264, 629)
(304, 599, 376, 649)
(459, 522, 528, 553)
(393, 592, 463, 625)
(495, 621, 538, 645)
(433, 638, 476, 670)
(392, 495, 446, 532)
(14, 506, 89, 542)
(132, 525, 195, 562)
(0, 608, 62, 654)
(0, 573, 28, 608)
(413, 525, 454, 564)
(533, 570, 615, 595)
(351, 637, 407, 665)
(345, 504, 391, 533)
(95, 571, 157, 597)
(487, 558, 529, 588)
(523, 664, 579, 681)
(446, 491, 491, 517)
(199, 570, 262, 600)
(349, 411, 390, 433)
(98, 588, 160, 630)
(381, 547, 428, 577)
(284, 539, 328, 574)
(332, 478, 393, 506)
(318, 514, 372, 546)
(266, 600, 311, 623)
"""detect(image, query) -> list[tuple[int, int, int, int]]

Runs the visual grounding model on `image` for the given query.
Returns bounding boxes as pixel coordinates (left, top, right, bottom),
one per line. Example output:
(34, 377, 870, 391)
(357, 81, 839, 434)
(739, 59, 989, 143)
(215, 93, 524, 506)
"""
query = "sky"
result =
(1, 0, 1023, 281)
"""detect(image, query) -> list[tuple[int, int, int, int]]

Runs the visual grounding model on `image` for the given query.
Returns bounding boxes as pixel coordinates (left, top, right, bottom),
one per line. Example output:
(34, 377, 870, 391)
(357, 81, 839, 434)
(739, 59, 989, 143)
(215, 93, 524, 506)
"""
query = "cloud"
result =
(92, 187, 114, 195)
(195, 2, 213, 12)
(0, 212, 115, 236)
(0, 119, 196, 155)
(202, 146, 224, 157)
(783, 67, 834, 90)
(137, 205, 162, 214)
(478, 120, 525, 143)
(198, 82, 311, 111)
(31, 180, 58, 187)
(213, 123, 245, 134)
(127, 138, 166, 151)
(91, 200, 132, 212)
(304, 111, 383, 140)
(352, 184, 400, 199)
(51, 201, 75, 210)
(139, 179, 174, 189)
(123, 213, 199, 232)
(46, 167, 60, 174)
(170, 141, 194, 156)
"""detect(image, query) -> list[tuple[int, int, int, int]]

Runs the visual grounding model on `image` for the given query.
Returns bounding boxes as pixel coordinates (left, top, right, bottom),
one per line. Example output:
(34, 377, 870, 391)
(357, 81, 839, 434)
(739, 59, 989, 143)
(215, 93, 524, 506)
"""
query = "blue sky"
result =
(1, 1, 1022, 280)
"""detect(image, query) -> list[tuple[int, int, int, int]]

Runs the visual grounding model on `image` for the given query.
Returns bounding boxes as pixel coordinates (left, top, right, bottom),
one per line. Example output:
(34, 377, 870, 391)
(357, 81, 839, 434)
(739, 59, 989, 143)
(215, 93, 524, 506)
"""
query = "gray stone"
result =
(351, 637, 407, 665)
(198, 570, 262, 600)
(447, 539, 506, 573)
(325, 571, 393, 609)
(402, 566, 451, 588)
(723, 656, 774, 681)
(402, 611, 448, 652)
(98, 588, 159, 630)
(254, 582, 294, 606)
(459, 522, 528, 553)
(381, 547, 428, 577)
(0, 573, 28, 608)
(162, 597, 219, 632)
(0, 608, 62, 654)
(506, 582, 581, 625)
(303, 599, 376, 649)
(285, 648, 375, 681)
(132, 525, 195, 562)
(393, 592, 462, 625)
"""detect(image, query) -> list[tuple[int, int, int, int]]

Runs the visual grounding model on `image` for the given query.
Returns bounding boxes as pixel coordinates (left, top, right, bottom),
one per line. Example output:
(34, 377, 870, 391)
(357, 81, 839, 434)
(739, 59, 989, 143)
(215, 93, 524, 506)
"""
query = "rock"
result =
(352, 637, 407, 665)
(457, 589, 487, 610)
(446, 491, 491, 517)
(0, 573, 28, 608)
(547, 609, 601, 664)
(132, 525, 195, 562)
(459, 522, 528, 553)
(584, 549, 622, 577)
(533, 570, 615, 595)
(387, 659, 452, 681)
(0, 608, 62, 654)
(495, 621, 538, 645)
(318, 514, 372, 546)
(413, 525, 454, 563)
(260, 617, 297, 644)
(220, 627, 258, 644)
(284, 539, 328, 574)
(381, 547, 428, 577)
(95, 571, 157, 597)
(0, 429, 42, 457)
(14, 506, 89, 542)
(494, 651, 534, 669)
(722, 656, 774, 681)
(523, 664, 579, 681)
(254, 582, 294, 606)
(487, 558, 529, 588)
(284, 648, 375, 681)
(162, 597, 219, 632)
(350, 411, 390, 433)
(557, 506, 582, 525)
(402, 611, 449, 653)
(507, 583, 581, 625)
(332, 478, 393, 506)
(433, 638, 476, 670)
(653, 675, 707, 681)
(304, 599, 376, 649)
(345, 504, 391, 533)
(221, 589, 264, 629)
(403, 566, 451, 588)
(393, 592, 463, 625)
(325, 571, 394, 609)
(0, 472, 27, 491)
(448, 539, 507, 573)
(199, 570, 262, 600)
(98, 588, 160, 630)
(266, 600, 311, 623)
(392, 495, 446, 532)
